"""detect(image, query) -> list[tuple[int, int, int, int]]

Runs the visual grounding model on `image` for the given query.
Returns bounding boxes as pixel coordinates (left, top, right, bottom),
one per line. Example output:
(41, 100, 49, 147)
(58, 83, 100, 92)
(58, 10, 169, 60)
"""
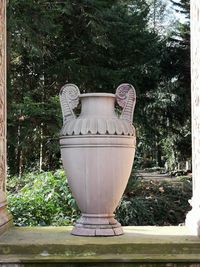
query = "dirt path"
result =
(136, 170, 173, 181)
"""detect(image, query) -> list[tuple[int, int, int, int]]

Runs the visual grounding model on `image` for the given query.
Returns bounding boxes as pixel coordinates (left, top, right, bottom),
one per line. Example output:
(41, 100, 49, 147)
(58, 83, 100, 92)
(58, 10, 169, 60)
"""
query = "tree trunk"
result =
(39, 123, 44, 172)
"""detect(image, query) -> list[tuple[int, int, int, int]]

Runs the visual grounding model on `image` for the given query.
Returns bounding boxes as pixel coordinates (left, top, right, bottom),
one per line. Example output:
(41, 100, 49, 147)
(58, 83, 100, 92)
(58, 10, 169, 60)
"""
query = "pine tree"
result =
(7, 0, 163, 174)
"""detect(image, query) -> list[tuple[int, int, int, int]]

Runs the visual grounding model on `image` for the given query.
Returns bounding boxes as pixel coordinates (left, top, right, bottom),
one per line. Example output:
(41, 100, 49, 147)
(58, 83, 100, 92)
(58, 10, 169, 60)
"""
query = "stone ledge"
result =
(0, 226, 200, 264)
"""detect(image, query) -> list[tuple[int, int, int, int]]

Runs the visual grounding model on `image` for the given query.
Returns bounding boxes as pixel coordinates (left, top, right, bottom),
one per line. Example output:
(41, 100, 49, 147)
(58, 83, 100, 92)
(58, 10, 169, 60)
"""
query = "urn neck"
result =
(80, 93, 117, 118)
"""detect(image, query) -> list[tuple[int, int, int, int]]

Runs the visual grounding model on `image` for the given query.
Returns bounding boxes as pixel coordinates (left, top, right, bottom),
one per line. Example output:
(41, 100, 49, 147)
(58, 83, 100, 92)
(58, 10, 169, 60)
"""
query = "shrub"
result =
(7, 170, 192, 226)
(7, 170, 80, 226)
(116, 175, 192, 226)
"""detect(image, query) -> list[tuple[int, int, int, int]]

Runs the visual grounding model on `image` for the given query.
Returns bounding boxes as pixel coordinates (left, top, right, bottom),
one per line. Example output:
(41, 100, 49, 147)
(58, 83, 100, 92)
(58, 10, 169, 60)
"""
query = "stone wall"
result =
(0, 0, 6, 192)
(0, 0, 12, 234)
(1, 226, 200, 266)
(191, 0, 200, 197)
(185, 0, 200, 235)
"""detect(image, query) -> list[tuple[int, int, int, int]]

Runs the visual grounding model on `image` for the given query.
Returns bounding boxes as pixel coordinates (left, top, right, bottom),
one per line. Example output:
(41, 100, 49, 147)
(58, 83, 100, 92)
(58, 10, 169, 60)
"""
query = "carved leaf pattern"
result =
(59, 83, 136, 136)
(115, 83, 136, 123)
(60, 117, 135, 136)
(0, 0, 6, 192)
(59, 84, 80, 124)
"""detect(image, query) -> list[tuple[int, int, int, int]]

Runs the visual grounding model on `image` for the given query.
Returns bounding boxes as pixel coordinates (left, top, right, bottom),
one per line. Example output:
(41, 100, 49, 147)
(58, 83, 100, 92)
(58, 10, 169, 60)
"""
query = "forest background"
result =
(6, 0, 192, 226)
(7, 0, 190, 176)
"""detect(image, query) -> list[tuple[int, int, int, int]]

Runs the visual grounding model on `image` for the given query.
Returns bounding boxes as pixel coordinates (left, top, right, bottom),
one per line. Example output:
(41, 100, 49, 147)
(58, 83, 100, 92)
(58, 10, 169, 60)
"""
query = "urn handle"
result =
(59, 83, 80, 124)
(115, 83, 136, 123)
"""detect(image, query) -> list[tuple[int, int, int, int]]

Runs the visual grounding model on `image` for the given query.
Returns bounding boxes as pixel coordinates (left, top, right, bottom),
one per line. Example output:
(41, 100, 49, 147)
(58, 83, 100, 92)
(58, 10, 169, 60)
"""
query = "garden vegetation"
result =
(8, 171, 192, 226)
(7, 0, 191, 226)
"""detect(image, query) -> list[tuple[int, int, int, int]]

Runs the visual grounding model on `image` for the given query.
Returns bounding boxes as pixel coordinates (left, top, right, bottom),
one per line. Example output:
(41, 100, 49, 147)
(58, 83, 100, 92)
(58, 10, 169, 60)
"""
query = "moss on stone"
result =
(0, 226, 200, 264)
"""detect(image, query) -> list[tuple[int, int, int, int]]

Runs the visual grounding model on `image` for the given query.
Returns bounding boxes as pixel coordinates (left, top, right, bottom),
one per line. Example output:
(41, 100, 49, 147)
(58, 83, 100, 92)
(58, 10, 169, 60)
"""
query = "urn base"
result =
(71, 213, 124, 236)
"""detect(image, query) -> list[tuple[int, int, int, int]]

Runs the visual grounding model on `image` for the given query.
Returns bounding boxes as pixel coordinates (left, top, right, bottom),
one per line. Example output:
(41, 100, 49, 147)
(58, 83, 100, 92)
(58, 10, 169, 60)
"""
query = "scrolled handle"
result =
(115, 83, 136, 123)
(59, 83, 80, 124)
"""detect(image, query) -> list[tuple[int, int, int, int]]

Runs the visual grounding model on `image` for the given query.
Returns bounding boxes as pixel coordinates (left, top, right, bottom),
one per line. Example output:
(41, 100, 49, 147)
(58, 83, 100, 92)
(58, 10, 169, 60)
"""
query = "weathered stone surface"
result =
(0, 226, 200, 265)
(0, 0, 12, 235)
(0, 0, 6, 195)
(1, 264, 200, 267)
(60, 88, 136, 236)
(60, 84, 136, 136)
(185, 0, 200, 236)
(72, 214, 123, 236)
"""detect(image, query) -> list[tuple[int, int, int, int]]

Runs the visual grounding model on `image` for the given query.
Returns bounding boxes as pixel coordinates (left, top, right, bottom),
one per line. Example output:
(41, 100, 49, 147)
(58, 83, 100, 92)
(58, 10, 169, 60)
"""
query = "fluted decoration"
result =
(59, 84, 80, 124)
(59, 84, 136, 236)
(115, 83, 136, 123)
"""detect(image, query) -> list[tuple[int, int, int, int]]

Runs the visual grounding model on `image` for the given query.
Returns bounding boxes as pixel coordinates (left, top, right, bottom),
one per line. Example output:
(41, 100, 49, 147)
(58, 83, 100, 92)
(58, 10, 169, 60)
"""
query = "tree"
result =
(138, 0, 191, 169)
(7, 0, 163, 175)
(164, 0, 191, 164)
(147, 0, 173, 33)
(7, 0, 62, 175)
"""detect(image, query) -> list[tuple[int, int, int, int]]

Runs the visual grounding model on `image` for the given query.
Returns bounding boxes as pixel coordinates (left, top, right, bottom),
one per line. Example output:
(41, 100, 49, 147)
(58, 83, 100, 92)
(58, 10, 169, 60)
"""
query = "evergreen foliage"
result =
(136, 0, 191, 169)
(7, 0, 191, 175)
(7, 0, 163, 175)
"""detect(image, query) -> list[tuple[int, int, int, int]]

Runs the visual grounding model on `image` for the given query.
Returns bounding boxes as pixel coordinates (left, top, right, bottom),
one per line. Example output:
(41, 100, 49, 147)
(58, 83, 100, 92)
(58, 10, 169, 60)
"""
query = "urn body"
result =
(59, 84, 136, 236)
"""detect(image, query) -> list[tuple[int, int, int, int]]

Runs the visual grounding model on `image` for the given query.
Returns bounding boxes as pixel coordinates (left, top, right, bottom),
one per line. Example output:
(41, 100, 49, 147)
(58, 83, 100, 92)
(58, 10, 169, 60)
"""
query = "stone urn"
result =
(59, 83, 136, 236)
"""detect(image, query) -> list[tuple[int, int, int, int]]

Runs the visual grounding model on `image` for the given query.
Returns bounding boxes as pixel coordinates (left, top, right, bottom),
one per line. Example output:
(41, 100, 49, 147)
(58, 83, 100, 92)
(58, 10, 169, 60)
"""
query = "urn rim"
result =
(80, 93, 115, 98)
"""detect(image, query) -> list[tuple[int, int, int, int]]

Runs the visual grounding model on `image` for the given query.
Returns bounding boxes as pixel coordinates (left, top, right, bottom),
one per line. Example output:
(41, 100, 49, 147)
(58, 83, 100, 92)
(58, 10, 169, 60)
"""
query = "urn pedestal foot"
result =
(71, 214, 124, 236)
